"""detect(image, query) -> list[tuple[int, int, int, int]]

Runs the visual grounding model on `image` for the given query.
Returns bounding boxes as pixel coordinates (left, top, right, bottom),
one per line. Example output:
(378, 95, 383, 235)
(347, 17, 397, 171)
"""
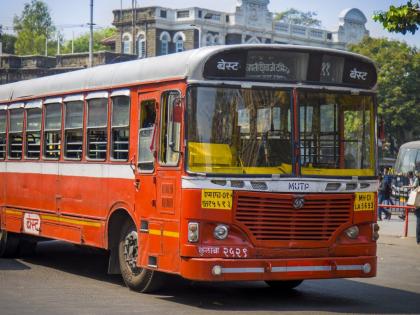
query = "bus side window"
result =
(0, 109, 7, 159)
(138, 100, 156, 172)
(44, 103, 62, 160)
(64, 101, 84, 160)
(87, 98, 108, 160)
(111, 95, 130, 161)
(8, 108, 24, 160)
(159, 91, 181, 166)
(26, 107, 42, 159)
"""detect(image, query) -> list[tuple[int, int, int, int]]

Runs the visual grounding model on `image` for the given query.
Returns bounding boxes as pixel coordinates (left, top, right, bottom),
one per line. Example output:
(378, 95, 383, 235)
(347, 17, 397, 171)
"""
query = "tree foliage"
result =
(13, 0, 55, 55)
(0, 33, 17, 54)
(373, 1, 420, 35)
(61, 28, 117, 54)
(349, 37, 420, 153)
(274, 8, 322, 27)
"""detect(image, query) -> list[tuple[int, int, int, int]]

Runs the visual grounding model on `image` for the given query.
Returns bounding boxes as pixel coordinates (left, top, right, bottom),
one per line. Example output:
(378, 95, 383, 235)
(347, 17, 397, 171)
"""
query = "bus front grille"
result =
(234, 192, 352, 244)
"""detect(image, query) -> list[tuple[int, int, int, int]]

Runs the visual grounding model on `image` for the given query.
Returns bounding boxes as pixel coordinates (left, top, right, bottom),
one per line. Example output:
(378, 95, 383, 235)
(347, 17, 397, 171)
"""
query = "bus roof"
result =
(0, 44, 376, 103)
(399, 141, 420, 149)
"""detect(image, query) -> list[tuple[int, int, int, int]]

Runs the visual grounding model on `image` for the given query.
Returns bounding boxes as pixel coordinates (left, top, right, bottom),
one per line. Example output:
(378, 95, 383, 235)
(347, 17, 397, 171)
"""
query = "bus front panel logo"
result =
(293, 197, 305, 209)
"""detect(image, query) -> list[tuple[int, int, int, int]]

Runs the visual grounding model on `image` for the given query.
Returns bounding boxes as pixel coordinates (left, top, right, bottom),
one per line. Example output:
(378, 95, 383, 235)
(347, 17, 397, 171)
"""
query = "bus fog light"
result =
(214, 224, 229, 240)
(362, 263, 371, 274)
(188, 222, 199, 243)
(345, 226, 359, 239)
(212, 265, 222, 276)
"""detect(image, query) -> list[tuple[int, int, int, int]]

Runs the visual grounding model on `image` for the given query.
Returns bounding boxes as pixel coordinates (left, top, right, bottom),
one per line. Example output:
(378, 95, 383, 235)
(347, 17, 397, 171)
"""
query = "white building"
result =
(110, 0, 369, 57)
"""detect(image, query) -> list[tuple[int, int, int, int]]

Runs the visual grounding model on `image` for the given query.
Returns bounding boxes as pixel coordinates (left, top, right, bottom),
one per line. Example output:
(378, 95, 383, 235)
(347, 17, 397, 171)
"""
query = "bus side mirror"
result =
(169, 96, 182, 153)
(172, 97, 182, 123)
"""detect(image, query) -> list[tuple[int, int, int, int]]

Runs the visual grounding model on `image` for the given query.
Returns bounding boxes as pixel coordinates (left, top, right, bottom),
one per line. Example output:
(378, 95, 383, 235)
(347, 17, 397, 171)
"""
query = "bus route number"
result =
(354, 192, 375, 211)
(201, 189, 233, 210)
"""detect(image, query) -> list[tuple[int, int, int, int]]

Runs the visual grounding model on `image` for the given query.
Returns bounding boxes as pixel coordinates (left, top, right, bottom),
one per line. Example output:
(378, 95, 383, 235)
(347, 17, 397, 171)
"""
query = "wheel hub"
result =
(123, 231, 139, 273)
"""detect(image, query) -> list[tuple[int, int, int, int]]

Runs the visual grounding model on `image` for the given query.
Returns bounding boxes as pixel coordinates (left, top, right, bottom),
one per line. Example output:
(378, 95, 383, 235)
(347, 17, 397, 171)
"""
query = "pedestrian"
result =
(378, 173, 392, 220)
(400, 171, 419, 220)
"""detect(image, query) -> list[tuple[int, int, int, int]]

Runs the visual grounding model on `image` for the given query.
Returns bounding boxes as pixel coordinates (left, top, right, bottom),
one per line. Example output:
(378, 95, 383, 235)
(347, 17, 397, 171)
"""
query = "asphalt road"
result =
(1, 235, 420, 315)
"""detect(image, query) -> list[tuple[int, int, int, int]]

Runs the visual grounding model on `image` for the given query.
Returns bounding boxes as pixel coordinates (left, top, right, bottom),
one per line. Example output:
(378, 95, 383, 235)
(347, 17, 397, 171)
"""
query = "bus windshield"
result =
(299, 92, 375, 176)
(394, 147, 420, 174)
(187, 86, 292, 175)
(187, 86, 375, 176)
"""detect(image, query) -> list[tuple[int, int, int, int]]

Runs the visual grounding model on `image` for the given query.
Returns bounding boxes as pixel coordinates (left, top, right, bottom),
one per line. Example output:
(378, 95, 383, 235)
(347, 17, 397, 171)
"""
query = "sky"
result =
(0, 0, 419, 47)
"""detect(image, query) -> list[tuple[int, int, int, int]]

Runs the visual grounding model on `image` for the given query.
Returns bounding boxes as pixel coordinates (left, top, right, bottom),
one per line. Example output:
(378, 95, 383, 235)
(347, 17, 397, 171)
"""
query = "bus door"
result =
(136, 91, 160, 266)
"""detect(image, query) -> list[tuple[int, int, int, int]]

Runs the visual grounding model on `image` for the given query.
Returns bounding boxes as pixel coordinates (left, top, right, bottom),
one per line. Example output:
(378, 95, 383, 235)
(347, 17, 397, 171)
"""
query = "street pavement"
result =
(1, 219, 419, 315)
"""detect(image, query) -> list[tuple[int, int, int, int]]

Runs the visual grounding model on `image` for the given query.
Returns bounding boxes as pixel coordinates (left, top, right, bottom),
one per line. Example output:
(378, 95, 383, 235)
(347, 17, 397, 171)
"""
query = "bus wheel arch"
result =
(107, 208, 134, 275)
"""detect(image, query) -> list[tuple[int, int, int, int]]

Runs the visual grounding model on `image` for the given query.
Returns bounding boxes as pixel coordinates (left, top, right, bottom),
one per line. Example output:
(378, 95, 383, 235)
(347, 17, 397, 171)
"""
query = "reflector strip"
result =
(221, 267, 265, 274)
(219, 264, 366, 274)
(149, 229, 179, 238)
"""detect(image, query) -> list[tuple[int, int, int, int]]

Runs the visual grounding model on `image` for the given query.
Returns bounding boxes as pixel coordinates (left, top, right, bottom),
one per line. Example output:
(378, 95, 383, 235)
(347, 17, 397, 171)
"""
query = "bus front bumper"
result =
(179, 256, 377, 281)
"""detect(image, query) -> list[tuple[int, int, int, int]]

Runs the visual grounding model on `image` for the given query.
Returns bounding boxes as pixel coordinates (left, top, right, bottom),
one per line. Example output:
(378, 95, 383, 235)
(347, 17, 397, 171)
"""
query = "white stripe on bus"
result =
(0, 161, 134, 180)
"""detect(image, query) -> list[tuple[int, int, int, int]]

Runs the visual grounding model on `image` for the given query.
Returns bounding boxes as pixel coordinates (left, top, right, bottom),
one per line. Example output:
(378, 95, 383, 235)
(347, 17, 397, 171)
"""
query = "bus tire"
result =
(0, 230, 20, 258)
(118, 220, 164, 293)
(265, 280, 303, 290)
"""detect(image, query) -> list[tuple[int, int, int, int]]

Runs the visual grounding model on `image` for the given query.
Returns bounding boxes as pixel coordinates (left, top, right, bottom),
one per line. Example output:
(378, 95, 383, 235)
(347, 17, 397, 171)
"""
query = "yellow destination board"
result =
(201, 189, 233, 210)
(354, 192, 375, 212)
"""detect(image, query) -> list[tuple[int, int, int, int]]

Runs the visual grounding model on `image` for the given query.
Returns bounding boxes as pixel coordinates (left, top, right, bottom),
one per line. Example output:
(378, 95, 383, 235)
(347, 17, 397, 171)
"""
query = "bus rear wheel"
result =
(265, 280, 303, 290)
(0, 230, 20, 258)
(118, 220, 164, 293)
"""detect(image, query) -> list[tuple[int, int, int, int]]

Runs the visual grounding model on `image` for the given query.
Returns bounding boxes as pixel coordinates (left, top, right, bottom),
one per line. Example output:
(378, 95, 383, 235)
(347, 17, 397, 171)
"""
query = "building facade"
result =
(0, 52, 137, 85)
(111, 0, 369, 58)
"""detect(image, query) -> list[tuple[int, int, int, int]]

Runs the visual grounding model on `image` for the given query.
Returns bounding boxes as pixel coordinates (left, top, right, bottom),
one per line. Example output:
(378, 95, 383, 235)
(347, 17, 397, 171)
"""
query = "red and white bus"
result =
(0, 45, 379, 292)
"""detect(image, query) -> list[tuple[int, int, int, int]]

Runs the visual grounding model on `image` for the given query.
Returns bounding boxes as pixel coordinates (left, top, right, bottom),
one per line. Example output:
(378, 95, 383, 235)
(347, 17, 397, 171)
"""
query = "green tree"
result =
(0, 33, 17, 54)
(274, 8, 322, 27)
(13, 0, 55, 55)
(61, 28, 117, 54)
(373, 1, 420, 34)
(349, 37, 420, 152)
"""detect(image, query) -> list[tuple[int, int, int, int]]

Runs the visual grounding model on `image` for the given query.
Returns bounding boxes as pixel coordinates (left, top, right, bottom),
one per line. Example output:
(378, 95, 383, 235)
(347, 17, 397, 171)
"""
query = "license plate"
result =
(201, 189, 233, 210)
(354, 192, 375, 212)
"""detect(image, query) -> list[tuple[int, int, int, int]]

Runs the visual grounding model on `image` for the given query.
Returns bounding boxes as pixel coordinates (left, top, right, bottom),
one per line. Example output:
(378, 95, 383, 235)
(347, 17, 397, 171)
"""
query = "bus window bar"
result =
(66, 150, 82, 153)
(113, 149, 129, 152)
(89, 149, 107, 152)
(89, 141, 107, 145)
(27, 150, 41, 153)
(45, 150, 61, 153)
(66, 142, 83, 145)
(114, 141, 129, 144)
(46, 142, 61, 146)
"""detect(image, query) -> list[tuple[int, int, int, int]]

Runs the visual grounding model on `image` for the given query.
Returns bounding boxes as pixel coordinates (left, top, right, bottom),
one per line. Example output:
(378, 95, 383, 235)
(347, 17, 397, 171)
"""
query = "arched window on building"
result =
(160, 32, 171, 55)
(122, 33, 132, 54)
(137, 34, 146, 59)
(206, 34, 214, 46)
(173, 32, 185, 53)
(214, 35, 220, 45)
(246, 36, 261, 44)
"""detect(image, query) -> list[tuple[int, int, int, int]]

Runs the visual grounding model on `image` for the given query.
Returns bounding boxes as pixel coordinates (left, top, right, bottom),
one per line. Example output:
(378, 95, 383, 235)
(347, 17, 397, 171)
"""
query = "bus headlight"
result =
(188, 222, 199, 243)
(345, 226, 359, 239)
(214, 224, 229, 240)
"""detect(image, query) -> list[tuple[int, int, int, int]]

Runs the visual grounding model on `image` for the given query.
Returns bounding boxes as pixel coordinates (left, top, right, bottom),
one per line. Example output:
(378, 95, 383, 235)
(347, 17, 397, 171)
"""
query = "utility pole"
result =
(120, 0, 123, 54)
(132, 0, 136, 56)
(0, 25, 3, 56)
(89, 0, 94, 67)
(57, 31, 60, 55)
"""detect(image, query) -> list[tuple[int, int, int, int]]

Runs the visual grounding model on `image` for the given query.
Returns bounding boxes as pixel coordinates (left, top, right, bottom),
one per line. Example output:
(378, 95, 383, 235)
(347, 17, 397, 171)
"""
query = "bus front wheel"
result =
(0, 229, 20, 258)
(118, 220, 164, 293)
(265, 280, 303, 290)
